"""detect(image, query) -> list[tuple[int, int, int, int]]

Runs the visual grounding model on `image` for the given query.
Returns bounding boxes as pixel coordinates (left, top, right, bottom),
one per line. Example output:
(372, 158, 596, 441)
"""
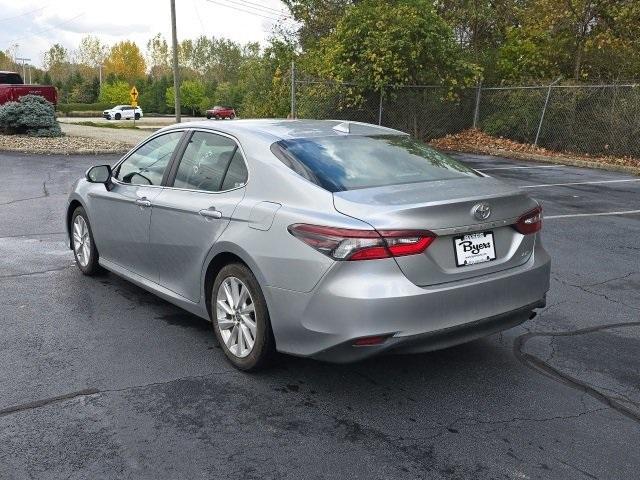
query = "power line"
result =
(225, 0, 291, 16)
(0, 5, 47, 23)
(12, 13, 85, 43)
(203, 0, 291, 21)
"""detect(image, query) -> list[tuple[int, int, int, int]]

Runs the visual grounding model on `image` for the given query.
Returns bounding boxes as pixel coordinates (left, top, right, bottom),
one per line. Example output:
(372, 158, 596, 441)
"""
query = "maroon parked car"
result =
(206, 105, 236, 120)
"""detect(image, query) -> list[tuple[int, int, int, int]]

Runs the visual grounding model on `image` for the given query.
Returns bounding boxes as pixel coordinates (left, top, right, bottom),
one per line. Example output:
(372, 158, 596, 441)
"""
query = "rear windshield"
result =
(0, 73, 23, 84)
(272, 135, 480, 192)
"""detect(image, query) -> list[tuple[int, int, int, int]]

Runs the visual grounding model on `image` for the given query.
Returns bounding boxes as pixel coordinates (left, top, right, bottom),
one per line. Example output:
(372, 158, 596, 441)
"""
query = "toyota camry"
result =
(66, 119, 550, 370)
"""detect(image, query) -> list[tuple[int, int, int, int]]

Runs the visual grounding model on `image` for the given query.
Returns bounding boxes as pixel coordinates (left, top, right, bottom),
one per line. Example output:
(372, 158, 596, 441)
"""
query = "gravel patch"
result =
(60, 123, 152, 146)
(0, 134, 131, 155)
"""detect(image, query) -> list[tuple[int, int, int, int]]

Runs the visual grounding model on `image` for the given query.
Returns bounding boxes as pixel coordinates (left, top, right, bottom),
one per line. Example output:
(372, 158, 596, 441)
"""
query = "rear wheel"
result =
(71, 207, 102, 276)
(134, 113, 140, 120)
(229, 113, 235, 120)
(206, 114, 212, 119)
(211, 263, 274, 371)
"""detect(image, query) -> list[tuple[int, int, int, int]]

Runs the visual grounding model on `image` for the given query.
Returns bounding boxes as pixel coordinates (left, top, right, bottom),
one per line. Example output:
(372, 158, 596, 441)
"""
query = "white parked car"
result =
(103, 105, 143, 120)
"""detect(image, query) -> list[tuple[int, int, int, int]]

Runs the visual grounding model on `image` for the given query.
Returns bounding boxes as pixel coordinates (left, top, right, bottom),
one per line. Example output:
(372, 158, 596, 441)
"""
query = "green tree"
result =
(282, 0, 358, 48)
(147, 33, 171, 78)
(43, 44, 69, 83)
(497, 0, 640, 82)
(76, 35, 108, 66)
(317, 0, 480, 91)
(166, 79, 206, 115)
(99, 80, 131, 105)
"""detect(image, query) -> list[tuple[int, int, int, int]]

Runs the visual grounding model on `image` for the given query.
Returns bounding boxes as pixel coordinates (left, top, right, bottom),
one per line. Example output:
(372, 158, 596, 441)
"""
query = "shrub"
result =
(0, 95, 63, 137)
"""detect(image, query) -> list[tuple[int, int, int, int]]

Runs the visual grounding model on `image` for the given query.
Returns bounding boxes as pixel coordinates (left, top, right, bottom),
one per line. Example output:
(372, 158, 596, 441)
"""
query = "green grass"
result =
(74, 121, 141, 130)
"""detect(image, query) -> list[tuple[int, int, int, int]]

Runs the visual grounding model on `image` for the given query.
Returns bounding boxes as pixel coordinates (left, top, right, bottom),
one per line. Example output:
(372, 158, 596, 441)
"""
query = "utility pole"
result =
(170, 0, 181, 123)
(15, 57, 31, 83)
(290, 60, 295, 119)
(98, 64, 102, 88)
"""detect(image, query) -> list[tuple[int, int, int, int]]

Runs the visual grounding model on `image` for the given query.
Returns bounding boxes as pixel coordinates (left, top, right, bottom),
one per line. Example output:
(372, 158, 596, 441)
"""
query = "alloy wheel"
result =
(216, 276, 257, 358)
(73, 215, 91, 267)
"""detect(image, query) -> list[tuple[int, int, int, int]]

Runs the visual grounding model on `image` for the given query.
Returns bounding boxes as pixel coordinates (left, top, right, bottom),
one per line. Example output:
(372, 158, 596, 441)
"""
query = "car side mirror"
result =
(86, 165, 112, 188)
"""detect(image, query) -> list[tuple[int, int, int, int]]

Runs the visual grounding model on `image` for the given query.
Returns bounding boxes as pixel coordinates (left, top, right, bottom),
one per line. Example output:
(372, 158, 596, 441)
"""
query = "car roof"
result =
(160, 119, 407, 142)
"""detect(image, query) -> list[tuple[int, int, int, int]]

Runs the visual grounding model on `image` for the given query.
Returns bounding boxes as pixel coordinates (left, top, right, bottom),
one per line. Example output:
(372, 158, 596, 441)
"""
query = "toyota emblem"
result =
(472, 203, 491, 221)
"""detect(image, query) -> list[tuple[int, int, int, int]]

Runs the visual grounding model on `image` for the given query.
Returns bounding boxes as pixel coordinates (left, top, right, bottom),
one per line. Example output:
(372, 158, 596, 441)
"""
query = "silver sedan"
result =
(66, 120, 550, 370)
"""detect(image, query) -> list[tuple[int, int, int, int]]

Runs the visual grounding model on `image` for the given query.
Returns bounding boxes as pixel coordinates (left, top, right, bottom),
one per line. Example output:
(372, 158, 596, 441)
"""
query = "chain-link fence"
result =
(292, 72, 640, 158)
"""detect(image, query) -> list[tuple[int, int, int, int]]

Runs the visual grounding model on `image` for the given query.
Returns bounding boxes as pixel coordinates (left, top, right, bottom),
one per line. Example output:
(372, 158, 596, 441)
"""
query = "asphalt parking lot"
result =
(1, 149, 639, 479)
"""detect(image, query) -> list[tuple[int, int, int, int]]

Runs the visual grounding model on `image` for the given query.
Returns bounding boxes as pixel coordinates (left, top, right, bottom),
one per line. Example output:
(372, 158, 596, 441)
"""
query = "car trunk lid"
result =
(333, 177, 539, 286)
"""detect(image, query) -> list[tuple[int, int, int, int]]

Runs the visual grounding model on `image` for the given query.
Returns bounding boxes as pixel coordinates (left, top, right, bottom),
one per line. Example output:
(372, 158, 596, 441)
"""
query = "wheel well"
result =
(66, 200, 82, 239)
(203, 252, 248, 320)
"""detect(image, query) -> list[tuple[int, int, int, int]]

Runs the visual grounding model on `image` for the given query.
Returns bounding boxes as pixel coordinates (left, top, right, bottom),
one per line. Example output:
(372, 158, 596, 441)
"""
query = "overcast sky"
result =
(0, 0, 291, 68)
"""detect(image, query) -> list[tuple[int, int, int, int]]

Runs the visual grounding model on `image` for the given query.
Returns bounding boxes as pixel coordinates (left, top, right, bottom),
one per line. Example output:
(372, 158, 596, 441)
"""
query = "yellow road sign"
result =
(130, 86, 139, 103)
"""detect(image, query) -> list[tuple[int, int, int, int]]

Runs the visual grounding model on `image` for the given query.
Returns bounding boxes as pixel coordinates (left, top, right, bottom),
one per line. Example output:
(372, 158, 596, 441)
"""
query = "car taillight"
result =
(514, 206, 543, 235)
(288, 224, 436, 261)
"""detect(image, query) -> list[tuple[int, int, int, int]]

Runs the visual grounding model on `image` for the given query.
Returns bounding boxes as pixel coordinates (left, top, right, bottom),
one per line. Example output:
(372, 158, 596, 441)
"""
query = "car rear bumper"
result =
(265, 240, 550, 363)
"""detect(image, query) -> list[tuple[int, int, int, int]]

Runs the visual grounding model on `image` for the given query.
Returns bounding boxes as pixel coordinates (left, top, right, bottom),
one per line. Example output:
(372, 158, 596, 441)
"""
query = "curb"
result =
(0, 147, 129, 155)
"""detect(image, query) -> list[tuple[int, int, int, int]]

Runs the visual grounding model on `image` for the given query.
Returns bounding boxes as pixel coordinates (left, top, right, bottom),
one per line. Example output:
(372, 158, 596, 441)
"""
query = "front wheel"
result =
(211, 263, 275, 371)
(206, 114, 212, 119)
(229, 113, 235, 120)
(71, 207, 102, 276)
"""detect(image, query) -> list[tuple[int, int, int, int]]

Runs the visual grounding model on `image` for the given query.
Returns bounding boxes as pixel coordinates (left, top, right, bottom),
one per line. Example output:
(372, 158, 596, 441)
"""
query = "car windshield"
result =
(272, 135, 480, 192)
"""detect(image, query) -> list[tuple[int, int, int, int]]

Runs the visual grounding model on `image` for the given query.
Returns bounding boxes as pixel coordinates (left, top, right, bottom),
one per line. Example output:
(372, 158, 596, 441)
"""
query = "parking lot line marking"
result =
(545, 209, 640, 219)
(479, 165, 562, 171)
(520, 178, 640, 188)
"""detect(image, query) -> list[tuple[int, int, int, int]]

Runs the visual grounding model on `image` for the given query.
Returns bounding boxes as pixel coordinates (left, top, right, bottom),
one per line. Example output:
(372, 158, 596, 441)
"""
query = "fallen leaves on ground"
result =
(430, 129, 640, 171)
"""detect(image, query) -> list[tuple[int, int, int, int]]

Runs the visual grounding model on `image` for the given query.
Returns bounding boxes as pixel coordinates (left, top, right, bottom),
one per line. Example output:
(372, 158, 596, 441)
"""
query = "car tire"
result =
(211, 263, 275, 371)
(229, 113, 235, 120)
(135, 113, 140, 120)
(71, 206, 102, 276)
(206, 114, 212, 119)
(115, 113, 121, 120)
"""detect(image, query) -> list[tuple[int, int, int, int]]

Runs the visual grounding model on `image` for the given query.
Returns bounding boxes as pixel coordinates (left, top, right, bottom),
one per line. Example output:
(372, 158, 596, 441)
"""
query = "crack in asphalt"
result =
(555, 458, 599, 480)
(552, 274, 640, 312)
(514, 321, 640, 424)
(447, 407, 608, 430)
(0, 265, 72, 279)
(580, 271, 636, 287)
(0, 389, 100, 418)
(0, 193, 66, 206)
(0, 373, 232, 419)
(0, 231, 66, 240)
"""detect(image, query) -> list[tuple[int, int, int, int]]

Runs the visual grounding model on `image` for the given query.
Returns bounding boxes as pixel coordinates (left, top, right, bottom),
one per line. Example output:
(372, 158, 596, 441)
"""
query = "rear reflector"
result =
(514, 206, 543, 235)
(353, 335, 388, 346)
(288, 224, 436, 261)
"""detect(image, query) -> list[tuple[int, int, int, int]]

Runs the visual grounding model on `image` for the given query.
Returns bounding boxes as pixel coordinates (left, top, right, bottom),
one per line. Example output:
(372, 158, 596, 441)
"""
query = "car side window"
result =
(172, 132, 246, 192)
(114, 131, 183, 186)
(220, 150, 248, 190)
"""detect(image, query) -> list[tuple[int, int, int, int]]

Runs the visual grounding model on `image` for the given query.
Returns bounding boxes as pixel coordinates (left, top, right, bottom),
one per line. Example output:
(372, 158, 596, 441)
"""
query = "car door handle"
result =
(135, 198, 152, 207)
(199, 208, 223, 219)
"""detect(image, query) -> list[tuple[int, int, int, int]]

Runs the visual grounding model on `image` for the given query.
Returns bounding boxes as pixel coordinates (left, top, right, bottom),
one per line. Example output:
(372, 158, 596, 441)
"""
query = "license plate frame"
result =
(453, 231, 497, 267)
